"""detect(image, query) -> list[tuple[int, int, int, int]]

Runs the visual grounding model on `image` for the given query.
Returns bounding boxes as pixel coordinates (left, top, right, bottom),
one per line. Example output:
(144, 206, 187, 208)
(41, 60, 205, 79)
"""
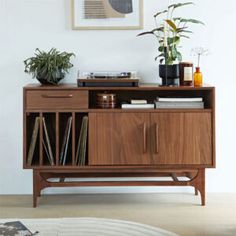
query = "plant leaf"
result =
(176, 28, 193, 34)
(137, 27, 163, 37)
(181, 30, 193, 34)
(177, 51, 182, 62)
(165, 20, 177, 31)
(168, 2, 194, 9)
(158, 46, 164, 52)
(153, 27, 164, 32)
(168, 36, 180, 45)
(173, 17, 182, 21)
(137, 31, 154, 37)
(171, 46, 178, 59)
(154, 10, 168, 18)
(155, 53, 164, 61)
(179, 35, 190, 39)
(180, 18, 205, 25)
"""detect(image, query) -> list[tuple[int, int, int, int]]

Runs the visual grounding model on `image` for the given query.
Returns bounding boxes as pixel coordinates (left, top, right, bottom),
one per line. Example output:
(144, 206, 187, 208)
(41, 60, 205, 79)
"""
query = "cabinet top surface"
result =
(24, 83, 215, 91)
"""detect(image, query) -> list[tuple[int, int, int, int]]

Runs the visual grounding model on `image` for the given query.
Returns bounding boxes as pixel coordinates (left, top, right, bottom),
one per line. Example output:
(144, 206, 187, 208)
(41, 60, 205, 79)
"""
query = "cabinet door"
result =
(151, 113, 212, 165)
(89, 113, 151, 165)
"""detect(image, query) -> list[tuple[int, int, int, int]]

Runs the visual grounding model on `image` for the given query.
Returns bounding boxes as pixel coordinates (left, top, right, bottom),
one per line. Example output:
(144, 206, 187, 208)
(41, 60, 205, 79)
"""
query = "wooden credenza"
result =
(23, 84, 215, 207)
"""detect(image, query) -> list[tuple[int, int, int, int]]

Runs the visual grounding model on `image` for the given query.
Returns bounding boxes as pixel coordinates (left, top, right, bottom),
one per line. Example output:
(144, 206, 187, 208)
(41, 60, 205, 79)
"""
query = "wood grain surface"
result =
(151, 113, 212, 165)
(25, 90, 88, 110)
(89, 113, 151, 165)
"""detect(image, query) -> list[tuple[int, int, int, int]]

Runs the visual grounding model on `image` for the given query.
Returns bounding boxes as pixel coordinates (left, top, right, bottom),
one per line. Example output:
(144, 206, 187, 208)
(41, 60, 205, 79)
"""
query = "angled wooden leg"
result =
(186, 171, 199, 196)
(33, 170, 41, 208)
(190, 169, 205, 206)
(33, 170, 49, 207)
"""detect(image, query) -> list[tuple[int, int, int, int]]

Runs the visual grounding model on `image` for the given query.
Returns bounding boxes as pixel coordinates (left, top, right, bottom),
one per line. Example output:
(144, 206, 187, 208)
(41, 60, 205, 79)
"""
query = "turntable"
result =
(77, 71, 139, 87)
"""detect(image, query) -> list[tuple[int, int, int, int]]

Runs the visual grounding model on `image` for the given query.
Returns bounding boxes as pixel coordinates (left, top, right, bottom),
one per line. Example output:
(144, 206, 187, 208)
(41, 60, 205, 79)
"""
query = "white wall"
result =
(0, 0, 235, 194)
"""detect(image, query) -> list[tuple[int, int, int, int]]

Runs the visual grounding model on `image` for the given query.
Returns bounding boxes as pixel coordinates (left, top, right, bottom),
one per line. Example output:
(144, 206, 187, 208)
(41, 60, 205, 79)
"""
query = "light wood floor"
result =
(0, 193, 235, 236)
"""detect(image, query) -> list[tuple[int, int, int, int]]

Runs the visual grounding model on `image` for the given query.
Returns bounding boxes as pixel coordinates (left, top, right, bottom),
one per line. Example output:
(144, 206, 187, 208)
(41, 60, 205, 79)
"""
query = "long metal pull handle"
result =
(155, 123, 159, 154)
(143, 123, 147, 154)
(41, 94, 73, 99)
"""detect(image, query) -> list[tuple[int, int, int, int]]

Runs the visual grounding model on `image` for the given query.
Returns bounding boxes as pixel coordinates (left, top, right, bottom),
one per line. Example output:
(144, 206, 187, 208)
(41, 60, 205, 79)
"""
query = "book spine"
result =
(158, 98, 203, 102)
(155, 102, 204, 109)
(122, 104, 155, 109)
(131, 100, 147, 104)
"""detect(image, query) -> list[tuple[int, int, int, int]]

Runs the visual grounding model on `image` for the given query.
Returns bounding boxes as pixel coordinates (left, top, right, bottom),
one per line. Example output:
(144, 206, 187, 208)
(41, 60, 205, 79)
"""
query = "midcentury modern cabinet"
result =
(23, 84, 215, 207)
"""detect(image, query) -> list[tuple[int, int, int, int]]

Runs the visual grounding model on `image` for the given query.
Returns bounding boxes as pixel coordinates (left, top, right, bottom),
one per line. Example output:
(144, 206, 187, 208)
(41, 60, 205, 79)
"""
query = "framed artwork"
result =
(71, 0, 143, 30)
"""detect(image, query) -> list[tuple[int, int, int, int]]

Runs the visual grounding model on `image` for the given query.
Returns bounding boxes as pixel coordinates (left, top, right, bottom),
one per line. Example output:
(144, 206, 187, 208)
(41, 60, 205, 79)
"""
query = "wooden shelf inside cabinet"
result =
(23, 84, 215, 207)
(88, 108, 212, 113)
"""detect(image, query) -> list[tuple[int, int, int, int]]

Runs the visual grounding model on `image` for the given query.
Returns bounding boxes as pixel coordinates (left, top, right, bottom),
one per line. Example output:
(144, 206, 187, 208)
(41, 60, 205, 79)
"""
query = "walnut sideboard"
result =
(23, 84, 215, 207)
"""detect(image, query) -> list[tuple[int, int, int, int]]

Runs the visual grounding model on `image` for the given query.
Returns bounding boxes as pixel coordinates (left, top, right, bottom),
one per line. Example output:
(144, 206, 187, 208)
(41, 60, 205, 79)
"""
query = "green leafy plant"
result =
(137, 2, 204, 65)
(24, 48, 75, 85)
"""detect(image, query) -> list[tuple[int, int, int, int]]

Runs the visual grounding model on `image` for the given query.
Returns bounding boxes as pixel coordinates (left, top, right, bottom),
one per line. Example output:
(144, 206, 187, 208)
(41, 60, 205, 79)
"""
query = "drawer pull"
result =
(41, 94, 73, 99)
(155, 123, 159, 154)
(143, 123, 147, 154)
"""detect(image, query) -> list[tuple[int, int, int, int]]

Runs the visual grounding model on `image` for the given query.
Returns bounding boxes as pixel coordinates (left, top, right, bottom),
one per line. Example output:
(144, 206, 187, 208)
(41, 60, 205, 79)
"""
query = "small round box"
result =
(96, 93, 117, 109)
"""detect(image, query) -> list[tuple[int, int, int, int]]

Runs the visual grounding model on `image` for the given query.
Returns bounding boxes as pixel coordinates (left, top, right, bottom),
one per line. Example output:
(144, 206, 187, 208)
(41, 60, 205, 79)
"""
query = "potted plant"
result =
(24, 48, 75, 85)
(137, 2, 204, 86)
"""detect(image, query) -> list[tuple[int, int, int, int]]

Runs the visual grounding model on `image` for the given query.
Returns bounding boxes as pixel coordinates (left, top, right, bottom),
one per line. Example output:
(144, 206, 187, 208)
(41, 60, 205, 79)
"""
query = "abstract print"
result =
(84, 0, 133, 19)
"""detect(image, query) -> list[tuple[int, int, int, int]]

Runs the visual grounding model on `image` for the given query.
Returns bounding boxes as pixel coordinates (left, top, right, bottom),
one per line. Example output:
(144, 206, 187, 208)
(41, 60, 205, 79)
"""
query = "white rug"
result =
(0, 218, 179, 236)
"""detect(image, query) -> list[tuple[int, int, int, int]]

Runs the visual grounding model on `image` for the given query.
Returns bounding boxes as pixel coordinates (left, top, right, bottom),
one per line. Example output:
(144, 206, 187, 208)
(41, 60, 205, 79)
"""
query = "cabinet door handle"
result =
(155, 123, 159, 154)
(143, 123, 147, 154)
(41, 94, 73, 99)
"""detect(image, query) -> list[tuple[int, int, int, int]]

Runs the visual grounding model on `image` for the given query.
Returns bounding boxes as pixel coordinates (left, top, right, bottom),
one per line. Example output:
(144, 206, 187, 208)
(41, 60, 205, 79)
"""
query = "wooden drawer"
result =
(25, 90, 88, 110)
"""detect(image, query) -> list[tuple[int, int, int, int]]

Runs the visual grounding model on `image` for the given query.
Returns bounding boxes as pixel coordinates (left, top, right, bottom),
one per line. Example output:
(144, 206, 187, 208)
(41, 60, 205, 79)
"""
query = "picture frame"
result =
(71, 0, 143, 30)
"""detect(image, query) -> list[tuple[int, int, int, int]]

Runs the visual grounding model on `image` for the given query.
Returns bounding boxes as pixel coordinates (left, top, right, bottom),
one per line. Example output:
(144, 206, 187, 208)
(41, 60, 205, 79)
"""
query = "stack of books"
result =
(122, 99, 155, 109)
(155, 97, 204, 109)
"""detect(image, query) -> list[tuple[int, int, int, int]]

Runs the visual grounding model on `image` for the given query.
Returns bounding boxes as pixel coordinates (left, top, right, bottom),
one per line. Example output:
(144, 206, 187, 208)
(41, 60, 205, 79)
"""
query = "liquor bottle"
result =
(179, 62, 193, 86)
(194, 67, 203, 87)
